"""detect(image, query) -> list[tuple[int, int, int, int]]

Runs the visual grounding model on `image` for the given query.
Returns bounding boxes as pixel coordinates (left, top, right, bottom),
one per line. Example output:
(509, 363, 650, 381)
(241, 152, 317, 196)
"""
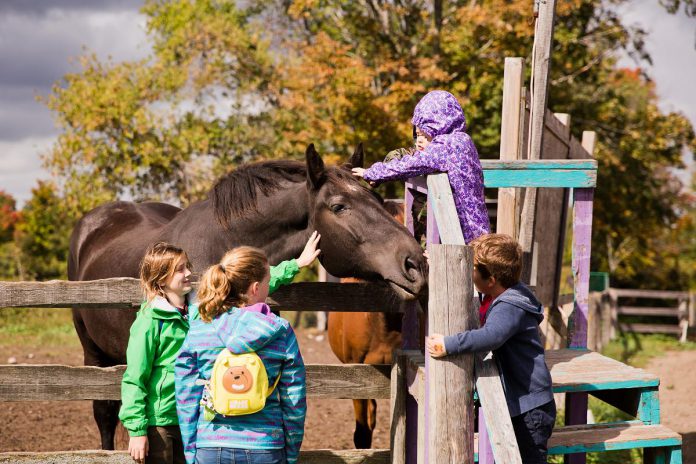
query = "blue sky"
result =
(0, 0, 694, 206)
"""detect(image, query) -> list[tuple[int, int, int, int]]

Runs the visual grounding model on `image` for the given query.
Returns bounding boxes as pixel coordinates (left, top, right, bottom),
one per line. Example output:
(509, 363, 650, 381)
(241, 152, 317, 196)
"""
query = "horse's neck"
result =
(162, 183, 311, 267)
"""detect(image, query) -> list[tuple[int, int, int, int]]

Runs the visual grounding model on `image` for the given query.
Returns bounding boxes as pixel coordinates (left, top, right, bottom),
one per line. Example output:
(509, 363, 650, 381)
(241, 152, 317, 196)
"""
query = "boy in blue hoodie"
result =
(426, 233, 555, 464)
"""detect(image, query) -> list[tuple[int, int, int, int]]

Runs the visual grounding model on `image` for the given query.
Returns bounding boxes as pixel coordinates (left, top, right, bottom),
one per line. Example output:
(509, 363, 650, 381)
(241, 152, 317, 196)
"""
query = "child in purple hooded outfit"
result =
(352, 90, 490, 243)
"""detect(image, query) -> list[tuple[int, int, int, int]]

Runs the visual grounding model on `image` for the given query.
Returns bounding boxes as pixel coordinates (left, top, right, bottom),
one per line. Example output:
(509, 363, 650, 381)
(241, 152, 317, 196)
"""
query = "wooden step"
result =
(474, 422, 681, 459)
(546, 349, 659, 393)
(619, 323, 683, 335)
(548, 422, 681, 454)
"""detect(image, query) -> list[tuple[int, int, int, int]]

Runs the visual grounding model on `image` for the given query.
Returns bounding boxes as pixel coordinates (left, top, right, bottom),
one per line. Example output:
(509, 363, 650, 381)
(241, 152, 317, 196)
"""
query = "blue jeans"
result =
(195, 448, 286, 464)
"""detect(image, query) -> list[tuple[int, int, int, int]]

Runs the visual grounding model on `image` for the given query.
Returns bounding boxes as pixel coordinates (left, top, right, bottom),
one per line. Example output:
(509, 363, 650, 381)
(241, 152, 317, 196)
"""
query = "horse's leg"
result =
(352, 399, 374, 449)
(73, 310, 120, 450)
(93, 400, 121, 450)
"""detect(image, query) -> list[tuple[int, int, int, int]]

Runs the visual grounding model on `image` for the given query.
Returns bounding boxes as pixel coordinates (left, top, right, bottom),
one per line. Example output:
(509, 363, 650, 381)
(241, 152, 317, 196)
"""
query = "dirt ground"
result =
(0, 329, 391, 452)
(644, 351, 696, 462)
(1, 332, 695, 461)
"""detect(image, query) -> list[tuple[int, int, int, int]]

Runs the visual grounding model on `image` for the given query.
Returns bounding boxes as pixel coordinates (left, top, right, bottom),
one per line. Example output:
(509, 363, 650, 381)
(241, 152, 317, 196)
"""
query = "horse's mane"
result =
(211, 160, 306, 228)
(211, 159, 383, 229)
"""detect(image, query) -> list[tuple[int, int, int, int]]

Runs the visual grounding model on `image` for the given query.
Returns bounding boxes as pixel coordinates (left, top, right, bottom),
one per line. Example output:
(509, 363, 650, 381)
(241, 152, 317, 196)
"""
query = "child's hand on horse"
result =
(351, 168, 376, 187)
(128, 435, 148, 462)
(296, 230, 321, 268)
(351, 167, 366, 177)
(426, 334, 447, 358)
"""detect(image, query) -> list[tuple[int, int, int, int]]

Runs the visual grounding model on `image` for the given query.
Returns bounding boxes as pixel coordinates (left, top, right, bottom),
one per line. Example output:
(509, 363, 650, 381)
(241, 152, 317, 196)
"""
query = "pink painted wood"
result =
(404, 179, 421, 464)
(566, 187, 595, 464)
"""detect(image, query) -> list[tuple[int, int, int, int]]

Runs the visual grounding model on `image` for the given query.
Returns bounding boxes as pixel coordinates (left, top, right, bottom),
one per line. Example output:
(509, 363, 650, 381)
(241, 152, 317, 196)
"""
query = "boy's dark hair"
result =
(469, 234, 522, 289)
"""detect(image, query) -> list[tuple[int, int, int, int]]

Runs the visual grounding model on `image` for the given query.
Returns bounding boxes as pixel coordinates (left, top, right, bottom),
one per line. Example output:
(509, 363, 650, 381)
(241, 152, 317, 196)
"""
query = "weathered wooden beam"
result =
(0, 363, 391, 401)
(0, 280, 404, 313)
(427, 245, 475, 463)
(390, 350, 408, 464)
(609, 288, 689, 300)
(0, 449, 391, 464)
(475, 353, 523, 463)
(427, 174, 465, 244)
(497, 57, 525, 238)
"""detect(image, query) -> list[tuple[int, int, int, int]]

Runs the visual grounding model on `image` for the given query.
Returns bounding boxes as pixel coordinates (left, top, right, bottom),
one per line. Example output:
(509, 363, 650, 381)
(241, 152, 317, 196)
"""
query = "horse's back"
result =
(69, 201, 180, 280)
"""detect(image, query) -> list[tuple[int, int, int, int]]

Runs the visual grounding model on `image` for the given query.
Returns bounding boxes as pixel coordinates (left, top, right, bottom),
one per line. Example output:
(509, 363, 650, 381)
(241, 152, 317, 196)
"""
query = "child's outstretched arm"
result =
(268, 231, 321, 294)
(278, 326, 307, 464)
(353, 146, 444, 183)
(428, 306, 526, 357)
(174, 338, 203, 464)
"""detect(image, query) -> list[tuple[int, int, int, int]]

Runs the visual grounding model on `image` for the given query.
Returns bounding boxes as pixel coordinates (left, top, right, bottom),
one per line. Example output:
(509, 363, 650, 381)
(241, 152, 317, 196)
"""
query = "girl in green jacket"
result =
(119, 233, 321, 464)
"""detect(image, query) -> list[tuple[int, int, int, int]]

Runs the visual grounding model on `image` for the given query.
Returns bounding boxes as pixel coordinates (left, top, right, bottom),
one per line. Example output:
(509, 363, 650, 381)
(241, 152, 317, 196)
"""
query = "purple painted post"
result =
(424, 181, 441, 464)
(479, 410, 494, 463)
(566, 187, 594, 464)
(404, 179, 421, 464)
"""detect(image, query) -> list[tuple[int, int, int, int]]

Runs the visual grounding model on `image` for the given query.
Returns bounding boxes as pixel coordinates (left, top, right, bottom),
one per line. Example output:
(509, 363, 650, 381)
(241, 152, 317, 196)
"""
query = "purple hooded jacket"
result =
(363, 90, 490, 243)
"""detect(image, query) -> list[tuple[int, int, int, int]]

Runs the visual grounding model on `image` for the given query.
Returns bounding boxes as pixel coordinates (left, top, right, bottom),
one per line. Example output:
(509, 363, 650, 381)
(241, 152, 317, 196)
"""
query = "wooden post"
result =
(403, 180, 421, 464)
(519, 0, 558, 283)
(391, 350, 407, 464)
(564, 131, 597, 464)
(497, 57, 525, 238)
(427, 244, 476, 463)
(678, 298, 688, 343)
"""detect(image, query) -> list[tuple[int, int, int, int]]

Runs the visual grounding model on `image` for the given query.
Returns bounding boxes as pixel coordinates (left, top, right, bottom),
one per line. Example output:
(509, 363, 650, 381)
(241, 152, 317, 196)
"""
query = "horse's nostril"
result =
(404, 257, 419, 281)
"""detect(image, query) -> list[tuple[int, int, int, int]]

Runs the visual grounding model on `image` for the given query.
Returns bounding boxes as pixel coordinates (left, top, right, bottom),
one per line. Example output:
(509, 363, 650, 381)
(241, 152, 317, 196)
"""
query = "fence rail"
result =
(0, 363, 391, 402)
(0, 449, 391, 464)
(0, 280, 403, 313)
(588, 288, 695, 348)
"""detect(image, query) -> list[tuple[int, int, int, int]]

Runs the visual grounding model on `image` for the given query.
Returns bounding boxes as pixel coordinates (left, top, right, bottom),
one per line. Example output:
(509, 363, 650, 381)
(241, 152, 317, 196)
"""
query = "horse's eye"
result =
(330, 204, 346, 214)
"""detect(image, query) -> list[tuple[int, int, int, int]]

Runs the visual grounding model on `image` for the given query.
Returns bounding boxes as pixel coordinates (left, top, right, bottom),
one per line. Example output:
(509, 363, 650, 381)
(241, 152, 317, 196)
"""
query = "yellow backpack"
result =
(201, 349, 281, 420)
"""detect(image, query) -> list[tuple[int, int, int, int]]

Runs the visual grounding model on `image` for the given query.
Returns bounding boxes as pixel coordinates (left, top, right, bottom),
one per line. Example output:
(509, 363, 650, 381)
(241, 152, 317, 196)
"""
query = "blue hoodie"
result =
(444, 283, 553, 417)
(175, 303, 306, 464)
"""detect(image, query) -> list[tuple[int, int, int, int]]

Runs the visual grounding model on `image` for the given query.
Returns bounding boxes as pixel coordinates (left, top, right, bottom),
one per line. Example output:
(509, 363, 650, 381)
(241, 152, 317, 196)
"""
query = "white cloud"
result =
(0, 136, 53, 205)
(0, 5, 149, 205)
(615, 0, 696, 183)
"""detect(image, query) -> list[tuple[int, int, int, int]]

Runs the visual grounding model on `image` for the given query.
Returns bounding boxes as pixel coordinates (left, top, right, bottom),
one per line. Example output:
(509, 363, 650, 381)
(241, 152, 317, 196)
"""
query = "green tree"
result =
(0, 191, 24, 280)
(15, 182, 71, 280)
(42, 0, 695, 289)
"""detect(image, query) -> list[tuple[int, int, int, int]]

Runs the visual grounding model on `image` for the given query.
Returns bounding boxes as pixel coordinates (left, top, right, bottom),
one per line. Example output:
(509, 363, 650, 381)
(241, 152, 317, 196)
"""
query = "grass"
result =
(0, 307, 80, 350)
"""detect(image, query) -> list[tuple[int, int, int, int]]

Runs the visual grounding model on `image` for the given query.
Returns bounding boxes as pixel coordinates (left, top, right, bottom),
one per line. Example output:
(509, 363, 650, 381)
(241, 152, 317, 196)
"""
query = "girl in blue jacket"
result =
(175, 245, 311, 464)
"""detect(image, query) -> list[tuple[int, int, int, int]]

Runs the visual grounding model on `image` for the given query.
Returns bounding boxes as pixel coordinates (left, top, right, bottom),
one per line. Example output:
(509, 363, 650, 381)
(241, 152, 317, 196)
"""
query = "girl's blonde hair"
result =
(197, 246, 269, 322)
(140, 242, 191, 301)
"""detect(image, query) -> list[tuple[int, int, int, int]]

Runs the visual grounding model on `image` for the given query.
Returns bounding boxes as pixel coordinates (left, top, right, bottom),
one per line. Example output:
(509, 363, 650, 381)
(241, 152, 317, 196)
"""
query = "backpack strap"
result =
(266, 371, 282, 397)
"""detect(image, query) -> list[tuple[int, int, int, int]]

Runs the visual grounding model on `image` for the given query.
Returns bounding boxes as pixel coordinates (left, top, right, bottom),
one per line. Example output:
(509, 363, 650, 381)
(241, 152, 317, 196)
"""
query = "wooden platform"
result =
(475, 422, 681, 459)
(548, 422, 680, 454)
(546, 348, 659, 392)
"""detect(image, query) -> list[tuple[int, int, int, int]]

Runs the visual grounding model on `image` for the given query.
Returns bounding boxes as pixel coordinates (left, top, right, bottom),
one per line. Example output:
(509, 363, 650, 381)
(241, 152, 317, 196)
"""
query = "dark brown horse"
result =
(328, 201, 419, 449)
(68, 144, 427, 450)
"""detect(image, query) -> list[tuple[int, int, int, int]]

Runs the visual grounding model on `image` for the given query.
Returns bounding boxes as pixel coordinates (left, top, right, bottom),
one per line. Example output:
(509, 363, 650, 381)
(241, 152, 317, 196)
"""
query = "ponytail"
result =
(197, 246, 268, 322)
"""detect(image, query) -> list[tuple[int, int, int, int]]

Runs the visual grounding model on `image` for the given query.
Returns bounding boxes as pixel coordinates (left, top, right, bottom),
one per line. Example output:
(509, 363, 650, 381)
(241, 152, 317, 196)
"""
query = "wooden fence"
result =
(587, 288, 694, 349)
(0, 280, 400, 463)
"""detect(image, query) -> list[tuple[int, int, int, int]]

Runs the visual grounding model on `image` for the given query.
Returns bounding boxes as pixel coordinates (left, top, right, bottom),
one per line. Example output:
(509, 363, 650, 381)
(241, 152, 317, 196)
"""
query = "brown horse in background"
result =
(328, 201, 424, 449)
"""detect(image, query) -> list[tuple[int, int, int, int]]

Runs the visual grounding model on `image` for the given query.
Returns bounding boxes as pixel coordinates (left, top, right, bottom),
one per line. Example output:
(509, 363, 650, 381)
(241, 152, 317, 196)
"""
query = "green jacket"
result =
(118, 259, 300, 436)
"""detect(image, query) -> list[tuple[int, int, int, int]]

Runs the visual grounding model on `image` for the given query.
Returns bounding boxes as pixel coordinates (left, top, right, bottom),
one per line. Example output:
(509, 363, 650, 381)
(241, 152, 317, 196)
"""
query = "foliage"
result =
(14, 182, 71, 280)
(33, 0, 696, 290)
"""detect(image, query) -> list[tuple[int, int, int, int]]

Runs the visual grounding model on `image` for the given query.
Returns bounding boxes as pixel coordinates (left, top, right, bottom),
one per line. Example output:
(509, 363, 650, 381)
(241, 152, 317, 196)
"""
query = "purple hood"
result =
(412, 90, 467, 137)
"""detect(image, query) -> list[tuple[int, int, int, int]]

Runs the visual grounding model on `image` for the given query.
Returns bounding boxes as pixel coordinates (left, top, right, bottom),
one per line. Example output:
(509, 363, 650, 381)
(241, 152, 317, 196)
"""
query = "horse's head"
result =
(305, 143, 427, 300)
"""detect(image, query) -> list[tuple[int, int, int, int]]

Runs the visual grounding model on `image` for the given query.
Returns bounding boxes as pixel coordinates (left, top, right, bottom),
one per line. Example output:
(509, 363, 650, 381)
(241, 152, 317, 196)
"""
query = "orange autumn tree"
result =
(40, 0, 694, 288)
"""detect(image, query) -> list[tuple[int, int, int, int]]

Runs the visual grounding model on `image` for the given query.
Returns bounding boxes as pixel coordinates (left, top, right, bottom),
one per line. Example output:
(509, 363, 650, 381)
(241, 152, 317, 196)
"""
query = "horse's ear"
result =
(343, 142, 364, 170)
(306, 143, 326, 189)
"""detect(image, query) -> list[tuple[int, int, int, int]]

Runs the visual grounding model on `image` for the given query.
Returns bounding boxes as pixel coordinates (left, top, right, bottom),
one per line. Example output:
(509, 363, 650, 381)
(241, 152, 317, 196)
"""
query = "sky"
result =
(0, 0, 694, 207)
